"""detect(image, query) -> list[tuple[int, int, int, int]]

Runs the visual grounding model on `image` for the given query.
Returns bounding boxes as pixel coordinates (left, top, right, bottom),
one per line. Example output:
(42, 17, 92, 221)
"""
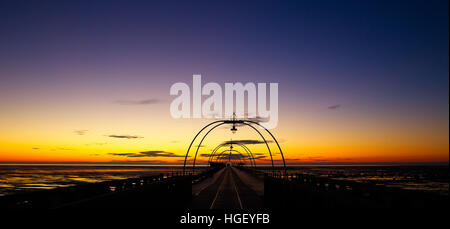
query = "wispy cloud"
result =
(246, 115, 270, 123)
(200, 153, 266, 160)
(108, 160, 185, 165)
(327, 104, 341, 110)
(109, 150, 185, 158)
(51, 147, 72, 151)
(195, 144, 206, 148)
(114, 99, 161, 105)
(222, 139, 273, 145)
(285, 158, 302, 161)
(74, 129, 88, 135)
(85, 142, 109, 146)
(216, 154, 247, 160)
(107, 135, 143, 139)
(217, 115, 269, 128)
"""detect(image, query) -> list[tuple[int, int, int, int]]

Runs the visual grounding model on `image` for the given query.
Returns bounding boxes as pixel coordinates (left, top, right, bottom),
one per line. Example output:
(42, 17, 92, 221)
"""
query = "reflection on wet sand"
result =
(282, 166, 449, 196)
(0, 165, 185, 196)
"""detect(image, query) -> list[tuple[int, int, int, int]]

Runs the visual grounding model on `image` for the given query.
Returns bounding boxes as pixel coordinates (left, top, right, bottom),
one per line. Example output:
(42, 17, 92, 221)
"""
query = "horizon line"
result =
(0, 161, 448, 166)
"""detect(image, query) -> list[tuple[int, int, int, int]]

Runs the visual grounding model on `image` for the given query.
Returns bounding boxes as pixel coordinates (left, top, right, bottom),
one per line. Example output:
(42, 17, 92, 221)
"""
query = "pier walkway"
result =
(190, 166, 264, 209)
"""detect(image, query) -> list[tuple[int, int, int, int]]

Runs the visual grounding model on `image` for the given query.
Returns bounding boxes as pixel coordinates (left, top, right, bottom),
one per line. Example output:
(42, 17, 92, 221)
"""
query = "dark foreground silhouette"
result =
(0, 165, 448, 209)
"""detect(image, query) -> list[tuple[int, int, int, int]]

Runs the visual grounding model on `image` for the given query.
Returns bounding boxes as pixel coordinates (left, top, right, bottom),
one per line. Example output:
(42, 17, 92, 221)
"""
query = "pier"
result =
(0, 164, 447, 209)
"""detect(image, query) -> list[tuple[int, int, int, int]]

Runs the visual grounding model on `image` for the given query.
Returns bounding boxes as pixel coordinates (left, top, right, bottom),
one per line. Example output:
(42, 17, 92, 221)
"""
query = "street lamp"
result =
(230, 124, 237, 134)
(230, 112, 237, 134)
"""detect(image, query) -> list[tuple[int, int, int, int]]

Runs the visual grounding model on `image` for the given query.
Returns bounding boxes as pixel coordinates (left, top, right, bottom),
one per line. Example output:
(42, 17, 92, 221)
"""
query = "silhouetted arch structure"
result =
(208, 143, 256, 168)
(215, 149, 247, 164)
(183, 119, 286, 174)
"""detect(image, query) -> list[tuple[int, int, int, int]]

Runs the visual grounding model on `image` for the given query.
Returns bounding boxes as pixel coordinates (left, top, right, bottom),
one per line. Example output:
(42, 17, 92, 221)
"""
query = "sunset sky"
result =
(0, 0, 448, 165)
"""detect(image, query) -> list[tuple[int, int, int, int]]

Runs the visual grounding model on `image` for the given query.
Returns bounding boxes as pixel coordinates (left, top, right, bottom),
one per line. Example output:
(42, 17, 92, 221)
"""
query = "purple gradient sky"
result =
(0, 0, 448, 163)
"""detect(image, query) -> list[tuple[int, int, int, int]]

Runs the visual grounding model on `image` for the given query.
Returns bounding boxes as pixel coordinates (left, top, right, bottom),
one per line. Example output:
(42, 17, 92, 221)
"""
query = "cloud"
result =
(107, 135, 143, 139)
(109, 150, 185, 158)
(221, 139, 273, 145)
(246, 116, 270, 123)
(108, 159, 188, 165)
(109, 160, 170, 164)
(235, 115, 270, 126)
(32, 147, 40, 150)
(51, 147, 72, 151)
(327, 104, 341, 110)
(85, 142, 109, 146)
(217, 115, 270, 129)
(194, 144, 206, 148)
(114, 99, 161, 105)
(200, 152, 266, 160)
(216, 154, 246, 160)
(74, 130, 88, 135)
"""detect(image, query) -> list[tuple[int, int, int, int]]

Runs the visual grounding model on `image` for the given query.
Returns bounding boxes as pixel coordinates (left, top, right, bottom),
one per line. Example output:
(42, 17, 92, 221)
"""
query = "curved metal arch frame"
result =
(209, 145, 254, 167)
(212, 148, 252, 167)
(241, 123, 274, 169)
(245, 120, 286, 171)
(189, 122, 273, 171)
(183, 120, 286, 174)
(208, 143, 256, 168)
(214, 149, 246, 164)
(212, 144, 255, 167)
(191, 122, 227, 169)
(238, 144, 256, 167)
(183, 120, 223, 174)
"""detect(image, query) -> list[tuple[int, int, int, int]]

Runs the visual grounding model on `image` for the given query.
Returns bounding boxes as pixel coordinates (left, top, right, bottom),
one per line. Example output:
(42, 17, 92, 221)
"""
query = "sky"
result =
(0, 0, 448, 165)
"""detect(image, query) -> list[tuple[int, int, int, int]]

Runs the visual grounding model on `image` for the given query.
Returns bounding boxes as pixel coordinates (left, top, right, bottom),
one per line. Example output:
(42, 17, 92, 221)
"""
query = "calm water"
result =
(0, 165, 448, 196)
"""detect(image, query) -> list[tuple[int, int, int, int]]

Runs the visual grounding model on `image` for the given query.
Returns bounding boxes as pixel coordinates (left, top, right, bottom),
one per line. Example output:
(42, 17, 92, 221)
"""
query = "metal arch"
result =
(208, 144, 227, 162)
(208, 143, 254, 167)
(214, 149, 240, 162)
(239, 144, 258, 168)
(244, 120, 286, 172)
(214, 145, 254, 168)
(184, 119, 286, 174)
(183, 120, 223, 174)
(190, 122, 274, 171)
(240, 122, 275, 170)
(218, 154, 242, 165)
(192, 122, 227, 170)
(238, 145, 256, 167)
(207, 143, 256, 168)
(214, 149, 247, 164)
